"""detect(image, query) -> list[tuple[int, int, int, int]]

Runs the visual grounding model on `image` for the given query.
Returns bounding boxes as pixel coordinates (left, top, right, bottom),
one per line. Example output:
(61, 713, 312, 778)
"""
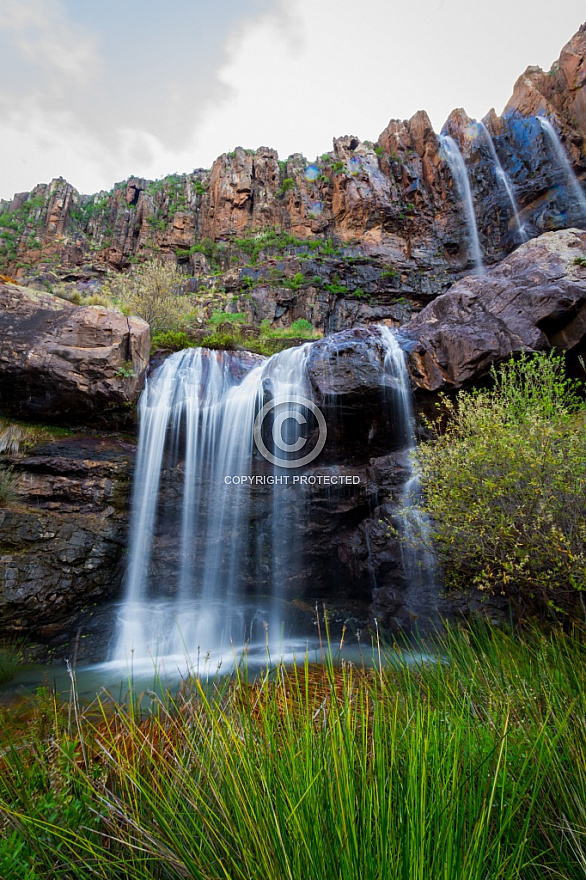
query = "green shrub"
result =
(103, 258, 197, 335)
(260, 318, 319, 339)
(324, 281, 347, 295)
(416, 352, 586, 620)
(151, 330, 195, 351)
(278, 178, 296, 195)
(200, 331, 240, 350)
(282, 272, 305, 290)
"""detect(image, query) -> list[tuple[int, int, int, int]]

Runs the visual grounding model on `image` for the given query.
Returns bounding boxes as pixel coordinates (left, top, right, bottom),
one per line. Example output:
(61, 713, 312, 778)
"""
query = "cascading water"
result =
(538, 117, 586, 225)
(377, 326, 439, 622)
(114, 344, 314, 669)
(439, 134, 485, 274)
(477, 121, 528, 243)
(114, 326, 440, 671)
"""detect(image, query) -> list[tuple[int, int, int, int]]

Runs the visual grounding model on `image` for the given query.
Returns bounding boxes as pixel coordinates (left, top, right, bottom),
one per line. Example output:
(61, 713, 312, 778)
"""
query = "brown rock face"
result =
(402, 228, 586, 390)
(505, 25, 586, 141)
(0, 283, 150, 421)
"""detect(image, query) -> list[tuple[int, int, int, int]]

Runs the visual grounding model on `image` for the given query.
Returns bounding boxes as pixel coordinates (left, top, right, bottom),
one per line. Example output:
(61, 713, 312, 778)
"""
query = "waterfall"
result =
(113, 328, 440, 670)
(439, 134, 485, 274)
(377, 326, 439, 622)
(538, 118, 586, 225)
(477, 121, 528, 243)
(114, 345, 313, 668)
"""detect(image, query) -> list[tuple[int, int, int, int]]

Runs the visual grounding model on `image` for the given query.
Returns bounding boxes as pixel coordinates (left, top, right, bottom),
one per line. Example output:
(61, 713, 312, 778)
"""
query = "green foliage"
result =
(114, 361, 137, 379)
(151, 330, 195, 351)
(176, 238, 225, 267)
(374, 145, 384, 157)
(200, 331, 240, 350)
(416, 352, 586, 619)
(104, 258, 197, 335)
(260, 318, 318, 339)
(278, 177, 296, 195)
(324, 280, 348, 294)
(282, 272, 305, 290)
(381, 267, 397, 279)
(209, 310, 247, 326)
(193, 180, 206, 196)
(233, 228, 309, 264)
(3, 627, 586, 878)
(573, 256, 586, 267)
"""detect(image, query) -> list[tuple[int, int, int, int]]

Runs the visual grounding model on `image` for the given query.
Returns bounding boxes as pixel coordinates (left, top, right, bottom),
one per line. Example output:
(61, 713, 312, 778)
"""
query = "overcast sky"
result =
(0, 0, 584, 200)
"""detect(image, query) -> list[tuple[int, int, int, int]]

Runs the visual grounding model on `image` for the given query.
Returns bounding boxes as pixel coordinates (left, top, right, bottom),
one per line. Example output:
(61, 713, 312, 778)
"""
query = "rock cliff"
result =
(0, 25, 584, 337)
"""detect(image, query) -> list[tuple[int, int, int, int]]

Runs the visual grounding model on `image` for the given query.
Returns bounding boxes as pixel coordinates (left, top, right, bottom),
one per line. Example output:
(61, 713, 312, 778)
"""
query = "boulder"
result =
(0, 282, 149, 421)
(402, 228, 586, 390)
(306, 327, 387, 399)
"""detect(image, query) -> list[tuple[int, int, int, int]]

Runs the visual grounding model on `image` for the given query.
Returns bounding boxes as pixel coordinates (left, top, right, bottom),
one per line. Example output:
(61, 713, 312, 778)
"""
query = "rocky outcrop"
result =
(0, 25, 584, 339)
(0, 432, 134, 656)
(402, 228, 586, 390)
(505, 25, 586, 147)
(0, 282, 149, 421)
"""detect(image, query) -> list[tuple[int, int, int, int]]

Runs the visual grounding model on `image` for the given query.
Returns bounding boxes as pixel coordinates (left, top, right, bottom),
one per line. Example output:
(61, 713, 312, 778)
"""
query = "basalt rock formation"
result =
(0, 281, 149, 422)
(0, 26, 584, 338)
(403, 228, 586, 390)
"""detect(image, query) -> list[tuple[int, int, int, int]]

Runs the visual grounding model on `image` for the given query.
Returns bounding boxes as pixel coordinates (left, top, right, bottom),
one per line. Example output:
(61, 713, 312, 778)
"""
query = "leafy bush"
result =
(260, 318, 319, 339)
(282, 272, 305, 290)
(200, 331, 240, 350)
(104, 258, 197, 335)
(278, 177, 296, 195)
(416, 352, 586, 620)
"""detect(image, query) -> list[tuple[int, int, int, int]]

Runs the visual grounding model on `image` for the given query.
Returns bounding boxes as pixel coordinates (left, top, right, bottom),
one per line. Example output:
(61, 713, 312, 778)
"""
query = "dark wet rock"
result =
(402, 228, 586, 390)
(0, 434, 134, 645)
(0, 282, 149, 422)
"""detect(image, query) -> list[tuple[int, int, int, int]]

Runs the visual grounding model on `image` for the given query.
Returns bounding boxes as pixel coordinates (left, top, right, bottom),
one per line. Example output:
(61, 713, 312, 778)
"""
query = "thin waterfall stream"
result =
(538, 117, 586, 224)
(377, 327, 440, 623)
(477, 121, 527, 243)
(439, 134, 485, 274)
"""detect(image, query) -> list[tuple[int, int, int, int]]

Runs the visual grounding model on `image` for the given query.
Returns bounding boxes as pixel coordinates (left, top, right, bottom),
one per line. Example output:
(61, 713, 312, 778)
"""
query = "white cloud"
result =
(0, 0, 584, 199)
(191, 0, 586, 163)
(0, 0, 99, 81)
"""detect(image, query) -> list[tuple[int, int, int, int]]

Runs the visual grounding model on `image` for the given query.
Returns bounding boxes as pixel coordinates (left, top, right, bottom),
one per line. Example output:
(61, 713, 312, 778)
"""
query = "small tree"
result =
(416, 352, 586, 621)
(106, 258, 195, 335)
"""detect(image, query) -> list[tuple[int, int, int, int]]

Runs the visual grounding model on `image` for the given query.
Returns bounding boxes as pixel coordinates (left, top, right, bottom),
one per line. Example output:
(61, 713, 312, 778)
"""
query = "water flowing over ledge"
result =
(112, 329, 440, 673)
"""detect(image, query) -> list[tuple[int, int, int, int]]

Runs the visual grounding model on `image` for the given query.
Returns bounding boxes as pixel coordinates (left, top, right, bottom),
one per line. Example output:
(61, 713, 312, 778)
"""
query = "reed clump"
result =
(1, 624, 585, 879)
